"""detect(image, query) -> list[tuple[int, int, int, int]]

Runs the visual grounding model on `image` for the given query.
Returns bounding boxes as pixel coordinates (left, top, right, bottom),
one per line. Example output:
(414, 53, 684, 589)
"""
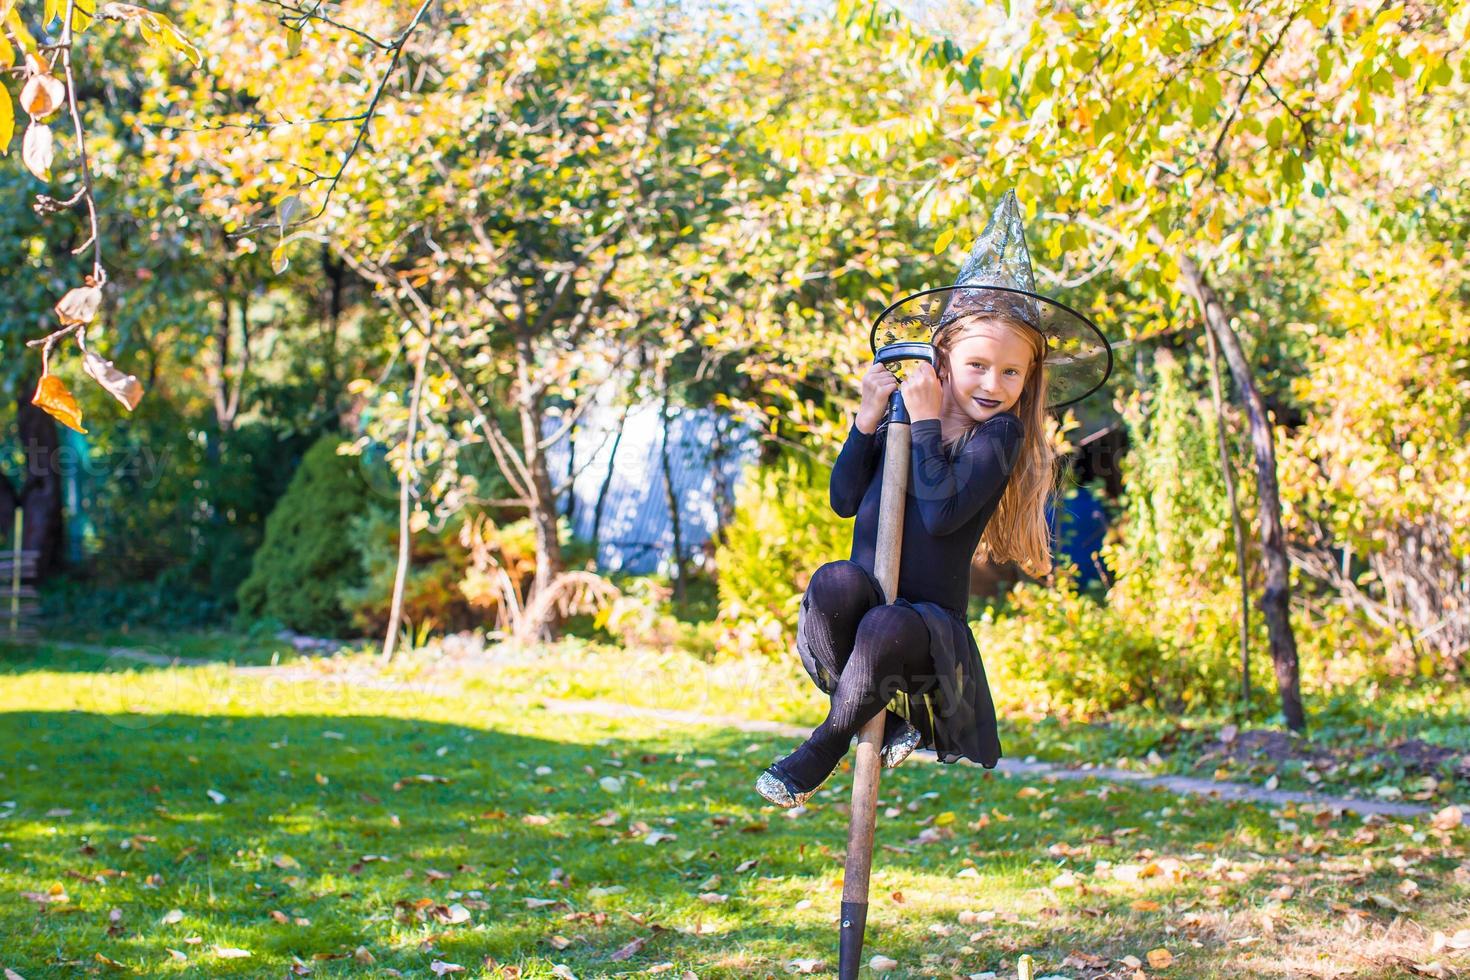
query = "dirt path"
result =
(41, 640, 1470, 826)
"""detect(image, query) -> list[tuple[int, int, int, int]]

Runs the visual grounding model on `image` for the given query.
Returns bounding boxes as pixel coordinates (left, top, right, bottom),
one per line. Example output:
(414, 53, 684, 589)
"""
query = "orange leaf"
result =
(32, 374, 87, 433)
(1146, 947, 1174, 968)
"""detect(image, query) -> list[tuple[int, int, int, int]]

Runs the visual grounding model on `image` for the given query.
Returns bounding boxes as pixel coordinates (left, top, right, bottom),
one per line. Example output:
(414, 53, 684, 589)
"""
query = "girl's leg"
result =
(775, 603, 936, 793)
(799, 560, 885, 691)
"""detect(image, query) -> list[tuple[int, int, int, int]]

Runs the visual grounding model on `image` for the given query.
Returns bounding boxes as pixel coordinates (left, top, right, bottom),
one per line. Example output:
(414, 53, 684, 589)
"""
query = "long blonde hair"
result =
(932, 313, 1060, 578)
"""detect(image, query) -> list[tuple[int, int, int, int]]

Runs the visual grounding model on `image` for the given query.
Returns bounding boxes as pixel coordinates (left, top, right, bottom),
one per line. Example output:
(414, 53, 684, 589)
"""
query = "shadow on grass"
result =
(3, 708, 949, 975)
(3, 701, 1462, 978)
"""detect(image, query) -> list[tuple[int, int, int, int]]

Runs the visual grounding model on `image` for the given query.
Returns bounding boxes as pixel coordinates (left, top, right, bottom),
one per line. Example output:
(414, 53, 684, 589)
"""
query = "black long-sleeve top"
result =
(830, 412, 1024, 616)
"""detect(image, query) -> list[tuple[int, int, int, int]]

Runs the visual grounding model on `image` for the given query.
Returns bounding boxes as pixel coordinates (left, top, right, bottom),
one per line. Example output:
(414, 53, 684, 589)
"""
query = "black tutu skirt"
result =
(795, 568, 1003, 769)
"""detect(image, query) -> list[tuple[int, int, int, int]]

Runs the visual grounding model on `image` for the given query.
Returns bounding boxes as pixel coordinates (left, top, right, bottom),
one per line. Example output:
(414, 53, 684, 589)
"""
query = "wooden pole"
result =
(839, 388, 910, 977)
(9, 509, 21, 638)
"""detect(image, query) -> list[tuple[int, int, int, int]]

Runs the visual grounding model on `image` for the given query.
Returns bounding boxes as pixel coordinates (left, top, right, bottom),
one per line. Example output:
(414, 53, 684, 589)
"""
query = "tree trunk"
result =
(1176, 253, 1305, 732)
(380, 340, 429, 665)
(322, 244, 347, 418)
(658, 364, 686, 604)
(1203, 318, 1253, 717)
(514, 332, 566, 645)
(16, 379, 65, 581)
(592, 399, 632, 568)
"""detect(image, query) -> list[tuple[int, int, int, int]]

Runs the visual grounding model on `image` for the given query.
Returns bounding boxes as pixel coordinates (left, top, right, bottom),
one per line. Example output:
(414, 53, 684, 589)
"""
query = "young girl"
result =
(755, 312, 1059, 807)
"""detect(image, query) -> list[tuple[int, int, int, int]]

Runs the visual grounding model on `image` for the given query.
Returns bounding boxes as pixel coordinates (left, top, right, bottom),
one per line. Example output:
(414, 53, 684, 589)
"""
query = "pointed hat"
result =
(872, 189, 1114, 409)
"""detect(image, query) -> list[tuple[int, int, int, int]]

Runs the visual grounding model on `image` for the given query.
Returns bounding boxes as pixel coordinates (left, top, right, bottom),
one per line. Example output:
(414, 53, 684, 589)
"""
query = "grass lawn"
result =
(2, 636, 1467, 978)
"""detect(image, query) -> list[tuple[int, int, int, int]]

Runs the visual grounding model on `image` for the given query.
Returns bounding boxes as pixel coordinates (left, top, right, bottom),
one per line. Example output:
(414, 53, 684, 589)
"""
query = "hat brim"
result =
(871, 285, 1114, 409)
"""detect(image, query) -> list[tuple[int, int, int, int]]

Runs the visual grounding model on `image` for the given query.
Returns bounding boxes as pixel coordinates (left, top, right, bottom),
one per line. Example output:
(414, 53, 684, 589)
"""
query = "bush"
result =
(1096, 348, 1265, 711)
(338, 506, 482, 636)
(713, 452, 852, 661)
(235, 435, 373, 635)
(978, 564, 1165, 719)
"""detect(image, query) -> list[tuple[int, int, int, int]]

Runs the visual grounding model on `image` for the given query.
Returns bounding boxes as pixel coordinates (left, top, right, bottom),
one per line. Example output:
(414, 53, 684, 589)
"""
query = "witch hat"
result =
(871, 189, 1115, 409)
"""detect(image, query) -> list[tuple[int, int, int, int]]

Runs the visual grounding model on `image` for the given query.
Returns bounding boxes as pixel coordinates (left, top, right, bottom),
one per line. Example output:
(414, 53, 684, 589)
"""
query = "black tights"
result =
(777, 560, 936, 793)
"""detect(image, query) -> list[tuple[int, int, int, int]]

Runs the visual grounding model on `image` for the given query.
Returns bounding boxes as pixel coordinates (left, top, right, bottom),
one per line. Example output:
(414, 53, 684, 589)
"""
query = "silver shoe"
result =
(881, 720, 923, 769)
(756, 765, 815, 809)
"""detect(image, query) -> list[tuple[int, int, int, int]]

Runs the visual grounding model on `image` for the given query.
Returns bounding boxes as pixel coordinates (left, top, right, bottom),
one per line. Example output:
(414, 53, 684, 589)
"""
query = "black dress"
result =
(796, 412, 1024, 768)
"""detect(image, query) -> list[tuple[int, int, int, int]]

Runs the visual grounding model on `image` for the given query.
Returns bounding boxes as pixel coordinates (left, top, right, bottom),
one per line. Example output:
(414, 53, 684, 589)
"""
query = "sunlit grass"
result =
(2, 636, 1466, 977)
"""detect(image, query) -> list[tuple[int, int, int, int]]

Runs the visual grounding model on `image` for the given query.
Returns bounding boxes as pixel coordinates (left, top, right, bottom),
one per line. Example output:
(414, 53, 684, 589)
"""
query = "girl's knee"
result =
(808, 560, 876, 609)
(857, 603, 923, 638)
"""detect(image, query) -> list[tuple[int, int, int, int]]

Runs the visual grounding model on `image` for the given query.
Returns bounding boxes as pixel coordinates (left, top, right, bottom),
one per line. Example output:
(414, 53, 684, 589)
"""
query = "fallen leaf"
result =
(785, 959, 827, 974)
(212, 946, 252, 959)
(610, 936, 647, 961)
(1430, 806, 1463, 831)
(869, 954, 898, 970)
(1146, 947, 1173, 968)
(429, 962, 464, 976)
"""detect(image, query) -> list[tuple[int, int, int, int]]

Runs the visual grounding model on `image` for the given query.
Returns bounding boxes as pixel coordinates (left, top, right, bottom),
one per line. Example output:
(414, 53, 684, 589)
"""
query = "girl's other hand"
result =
(900, 361, 943, 423)
(857, 361, 898, 433)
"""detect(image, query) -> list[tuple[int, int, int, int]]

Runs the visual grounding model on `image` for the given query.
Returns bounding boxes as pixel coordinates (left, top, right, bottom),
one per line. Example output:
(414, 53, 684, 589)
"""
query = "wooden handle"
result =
(839, 410, 910, 977)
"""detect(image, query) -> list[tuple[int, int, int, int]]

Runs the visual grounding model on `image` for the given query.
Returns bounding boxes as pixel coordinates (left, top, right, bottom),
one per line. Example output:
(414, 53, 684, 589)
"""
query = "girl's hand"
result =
(856, 361, 899, 433)
(900, 361, 943, 422)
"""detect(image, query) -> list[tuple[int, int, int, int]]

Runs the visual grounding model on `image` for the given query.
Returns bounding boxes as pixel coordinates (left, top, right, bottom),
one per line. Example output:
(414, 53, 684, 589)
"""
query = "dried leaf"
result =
(1146, 947, 1174, 968)
(19, 71, 65, 119)
(55, 285, 103, 325)
(429, 961, 464, 976)
(1430, 805, 1463, 831)
(82, 350, 143, 410)
(32, 374, 86, 433)
(610, 935, 647, 961)
(212, 946, 252, 959)
(22, 121, 53, 181)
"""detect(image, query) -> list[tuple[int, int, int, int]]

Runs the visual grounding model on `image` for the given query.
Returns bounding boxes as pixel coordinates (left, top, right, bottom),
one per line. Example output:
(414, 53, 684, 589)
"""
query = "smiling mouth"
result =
(974, 397, 1000, 408)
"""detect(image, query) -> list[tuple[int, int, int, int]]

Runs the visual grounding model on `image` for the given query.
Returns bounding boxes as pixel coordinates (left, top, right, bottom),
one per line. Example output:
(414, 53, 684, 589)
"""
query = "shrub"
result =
(978, 563, 1164, 719)
(1097, 348, 1265, 712)
(713, 452, 852, 661)
(338, 506, 482, 635)
(235, 435, 373, 635)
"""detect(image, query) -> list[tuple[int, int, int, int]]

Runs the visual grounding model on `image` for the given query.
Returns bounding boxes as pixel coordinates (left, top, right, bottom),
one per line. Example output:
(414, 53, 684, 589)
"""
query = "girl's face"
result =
(940, 322, 1034, 423)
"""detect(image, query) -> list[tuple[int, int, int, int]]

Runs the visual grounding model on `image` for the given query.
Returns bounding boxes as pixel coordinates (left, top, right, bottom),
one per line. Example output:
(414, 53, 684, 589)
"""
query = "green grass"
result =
(2, 635, 1467, 977)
